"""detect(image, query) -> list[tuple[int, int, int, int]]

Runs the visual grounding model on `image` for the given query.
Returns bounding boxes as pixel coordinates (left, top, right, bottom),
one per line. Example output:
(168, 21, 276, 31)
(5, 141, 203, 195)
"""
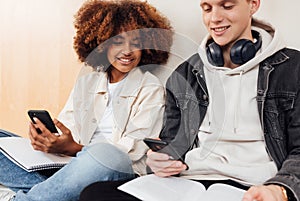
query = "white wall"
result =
(1, 0, 299, 135)
(148, 0, 300, 51)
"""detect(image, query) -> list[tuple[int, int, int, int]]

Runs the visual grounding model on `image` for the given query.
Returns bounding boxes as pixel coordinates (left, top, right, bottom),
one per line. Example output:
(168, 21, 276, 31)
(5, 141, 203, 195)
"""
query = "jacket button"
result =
(203, 95, 208, 101)
(190, 129, 196, 135)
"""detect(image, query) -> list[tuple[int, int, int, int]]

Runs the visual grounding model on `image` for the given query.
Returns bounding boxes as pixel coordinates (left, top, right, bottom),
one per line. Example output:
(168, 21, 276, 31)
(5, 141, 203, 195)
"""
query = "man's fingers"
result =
(147, 150, 170, 160)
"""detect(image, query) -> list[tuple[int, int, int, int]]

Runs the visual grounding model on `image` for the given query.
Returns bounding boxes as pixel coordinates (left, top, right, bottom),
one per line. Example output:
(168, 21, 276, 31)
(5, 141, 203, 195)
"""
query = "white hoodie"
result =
(181, 26, 286, 185)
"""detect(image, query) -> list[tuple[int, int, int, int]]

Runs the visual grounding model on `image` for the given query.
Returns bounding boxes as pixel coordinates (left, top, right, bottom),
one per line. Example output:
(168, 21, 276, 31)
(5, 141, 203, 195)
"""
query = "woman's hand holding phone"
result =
(28, 110, 82, 156)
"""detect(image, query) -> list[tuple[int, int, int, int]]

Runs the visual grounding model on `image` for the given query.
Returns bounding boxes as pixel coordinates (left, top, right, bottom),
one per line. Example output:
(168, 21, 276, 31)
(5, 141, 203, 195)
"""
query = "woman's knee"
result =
(83, 143, 133, 174)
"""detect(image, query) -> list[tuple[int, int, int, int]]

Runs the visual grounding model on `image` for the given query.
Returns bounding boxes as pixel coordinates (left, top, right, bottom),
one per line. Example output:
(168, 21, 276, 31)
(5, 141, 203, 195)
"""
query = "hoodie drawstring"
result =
(234, 70, 244, 133)
(207, 69, 217, 133)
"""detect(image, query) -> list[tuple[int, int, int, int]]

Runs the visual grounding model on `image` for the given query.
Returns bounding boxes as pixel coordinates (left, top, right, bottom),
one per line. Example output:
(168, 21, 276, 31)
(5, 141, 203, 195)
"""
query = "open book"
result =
(118, 174, 246, 201)
(0, 137, 72, 172)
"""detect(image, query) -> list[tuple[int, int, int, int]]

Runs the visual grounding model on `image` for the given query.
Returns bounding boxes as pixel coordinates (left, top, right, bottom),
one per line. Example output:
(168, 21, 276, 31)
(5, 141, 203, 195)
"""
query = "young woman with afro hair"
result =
(0, 0, 173, 200)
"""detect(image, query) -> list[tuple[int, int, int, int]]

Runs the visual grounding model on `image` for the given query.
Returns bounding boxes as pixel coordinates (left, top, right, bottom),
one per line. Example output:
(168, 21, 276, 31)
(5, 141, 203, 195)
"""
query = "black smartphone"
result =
(28, 110, 58, 134)
(143, 138, 168, 151)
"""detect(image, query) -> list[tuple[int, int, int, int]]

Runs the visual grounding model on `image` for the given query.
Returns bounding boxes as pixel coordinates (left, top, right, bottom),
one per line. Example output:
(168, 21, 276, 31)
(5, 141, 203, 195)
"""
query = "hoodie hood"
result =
(198, 24, 286, 75)
(197, 22, 287, 134)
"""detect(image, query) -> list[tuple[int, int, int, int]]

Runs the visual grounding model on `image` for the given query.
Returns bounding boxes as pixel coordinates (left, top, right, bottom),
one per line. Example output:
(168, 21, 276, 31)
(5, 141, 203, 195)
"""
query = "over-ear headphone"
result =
(206, 30, 262, 67)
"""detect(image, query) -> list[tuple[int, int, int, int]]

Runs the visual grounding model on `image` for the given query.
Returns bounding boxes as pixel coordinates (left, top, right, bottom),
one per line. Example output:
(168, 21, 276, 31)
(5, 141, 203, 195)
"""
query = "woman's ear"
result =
(250, 0, 260, 15)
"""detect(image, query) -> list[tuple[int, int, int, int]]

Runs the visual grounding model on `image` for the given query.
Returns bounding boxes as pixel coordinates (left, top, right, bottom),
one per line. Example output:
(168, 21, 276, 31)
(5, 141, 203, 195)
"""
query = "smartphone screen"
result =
(28, 110, 58, 134)
(143, 138, 168, 151)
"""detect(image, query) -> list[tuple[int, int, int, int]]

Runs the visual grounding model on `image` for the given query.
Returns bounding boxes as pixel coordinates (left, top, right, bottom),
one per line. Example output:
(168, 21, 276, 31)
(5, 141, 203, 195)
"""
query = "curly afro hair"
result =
(73, 0, 173, 69)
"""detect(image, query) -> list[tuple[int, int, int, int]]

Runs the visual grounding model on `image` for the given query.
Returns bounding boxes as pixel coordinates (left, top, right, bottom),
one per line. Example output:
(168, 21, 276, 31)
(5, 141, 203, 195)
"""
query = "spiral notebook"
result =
(0, 137, 72, 172)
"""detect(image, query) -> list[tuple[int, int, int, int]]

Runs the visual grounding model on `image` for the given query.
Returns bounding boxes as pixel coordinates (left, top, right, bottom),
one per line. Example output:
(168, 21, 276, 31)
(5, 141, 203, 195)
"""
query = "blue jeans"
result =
(0, 129, 135, 201)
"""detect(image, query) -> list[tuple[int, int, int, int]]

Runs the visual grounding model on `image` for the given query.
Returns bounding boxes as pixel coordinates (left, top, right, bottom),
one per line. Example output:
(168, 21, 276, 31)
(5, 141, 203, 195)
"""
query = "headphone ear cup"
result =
(230, 39, 257, 65)
(206, 42, 224, 66)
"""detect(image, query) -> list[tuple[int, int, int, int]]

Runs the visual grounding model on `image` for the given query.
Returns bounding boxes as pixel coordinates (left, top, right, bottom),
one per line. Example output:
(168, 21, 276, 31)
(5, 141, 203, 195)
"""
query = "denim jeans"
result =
(0, 129, 135, 201)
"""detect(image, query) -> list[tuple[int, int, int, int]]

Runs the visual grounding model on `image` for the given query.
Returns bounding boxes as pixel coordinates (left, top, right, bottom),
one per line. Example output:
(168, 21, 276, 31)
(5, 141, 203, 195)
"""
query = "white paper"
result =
(118, 174, 246, 201)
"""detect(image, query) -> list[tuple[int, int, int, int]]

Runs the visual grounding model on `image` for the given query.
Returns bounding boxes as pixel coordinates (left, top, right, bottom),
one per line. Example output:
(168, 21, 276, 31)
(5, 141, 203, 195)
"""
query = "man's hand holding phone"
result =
(144, 138, 188, 177)
(146, 149, 187, 177)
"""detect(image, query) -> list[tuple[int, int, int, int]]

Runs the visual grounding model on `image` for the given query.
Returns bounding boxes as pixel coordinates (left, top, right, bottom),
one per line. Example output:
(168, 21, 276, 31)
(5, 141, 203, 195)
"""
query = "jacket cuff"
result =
(264, 175, 298, 201)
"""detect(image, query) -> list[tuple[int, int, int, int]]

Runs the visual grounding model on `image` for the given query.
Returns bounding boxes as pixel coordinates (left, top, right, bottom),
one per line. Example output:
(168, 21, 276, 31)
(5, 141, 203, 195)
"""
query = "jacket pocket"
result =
(264, 92, 296, 140)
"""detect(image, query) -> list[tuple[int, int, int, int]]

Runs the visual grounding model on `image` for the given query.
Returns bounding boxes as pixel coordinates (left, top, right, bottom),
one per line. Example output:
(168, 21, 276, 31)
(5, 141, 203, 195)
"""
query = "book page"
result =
(118, 174, 247, 201)
(203, 183, 246, 201)
(118, 174, 206, 201)
(0, 137, 72, 172)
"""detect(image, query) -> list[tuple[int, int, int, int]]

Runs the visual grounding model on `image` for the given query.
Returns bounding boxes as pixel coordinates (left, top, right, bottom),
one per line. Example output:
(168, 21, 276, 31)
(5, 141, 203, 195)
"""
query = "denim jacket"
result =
(160, 48, 300, 200)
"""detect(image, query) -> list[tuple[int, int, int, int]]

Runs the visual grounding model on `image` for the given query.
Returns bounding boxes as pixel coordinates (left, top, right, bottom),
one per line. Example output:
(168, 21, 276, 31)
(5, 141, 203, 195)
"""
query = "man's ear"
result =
(250, 0, 260, 15)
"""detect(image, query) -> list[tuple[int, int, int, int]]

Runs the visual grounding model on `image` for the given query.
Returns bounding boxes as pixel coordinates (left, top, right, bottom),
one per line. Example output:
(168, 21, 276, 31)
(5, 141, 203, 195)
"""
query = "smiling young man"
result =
(78, 0, 299, 200)
(145, 0, 300, 200)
